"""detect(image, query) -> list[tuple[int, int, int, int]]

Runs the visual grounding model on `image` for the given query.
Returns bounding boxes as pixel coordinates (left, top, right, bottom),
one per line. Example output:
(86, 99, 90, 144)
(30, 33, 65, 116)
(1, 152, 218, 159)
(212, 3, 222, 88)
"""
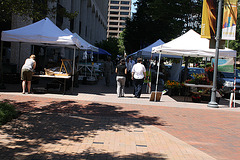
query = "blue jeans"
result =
(133, 78, 144, 97)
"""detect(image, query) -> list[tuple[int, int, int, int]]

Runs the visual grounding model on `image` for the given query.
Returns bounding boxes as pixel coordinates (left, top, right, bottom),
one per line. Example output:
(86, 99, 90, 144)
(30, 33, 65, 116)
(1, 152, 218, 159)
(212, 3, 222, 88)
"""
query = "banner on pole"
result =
(222, 0, 238, 40)
(212, 58, 234, 73)
(201, 0, 217, 39)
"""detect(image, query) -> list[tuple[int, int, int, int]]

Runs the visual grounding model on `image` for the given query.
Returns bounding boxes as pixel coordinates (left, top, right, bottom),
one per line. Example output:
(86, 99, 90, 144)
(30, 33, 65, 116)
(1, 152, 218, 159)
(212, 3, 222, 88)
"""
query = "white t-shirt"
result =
(22, 58, 35, 71)
(132, 63, 146, 79)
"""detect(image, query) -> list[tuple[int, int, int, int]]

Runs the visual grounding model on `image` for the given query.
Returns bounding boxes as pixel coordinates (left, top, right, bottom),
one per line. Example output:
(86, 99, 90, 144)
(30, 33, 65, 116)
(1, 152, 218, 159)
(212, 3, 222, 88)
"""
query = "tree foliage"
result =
(0, 0, 77, 23)
(95, 37, 120, 60)
(123, 0, 202, 54)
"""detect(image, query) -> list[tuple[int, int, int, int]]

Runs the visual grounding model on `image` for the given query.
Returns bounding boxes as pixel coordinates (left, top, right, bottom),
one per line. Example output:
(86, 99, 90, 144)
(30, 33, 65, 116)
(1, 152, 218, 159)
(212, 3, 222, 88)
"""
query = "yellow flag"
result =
(201, 0, 217, 39)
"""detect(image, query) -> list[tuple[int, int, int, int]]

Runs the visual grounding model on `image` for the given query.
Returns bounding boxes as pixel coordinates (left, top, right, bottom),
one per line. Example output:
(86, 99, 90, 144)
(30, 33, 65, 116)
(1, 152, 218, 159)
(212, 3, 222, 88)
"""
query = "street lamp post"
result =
(208, 0, 223, 108)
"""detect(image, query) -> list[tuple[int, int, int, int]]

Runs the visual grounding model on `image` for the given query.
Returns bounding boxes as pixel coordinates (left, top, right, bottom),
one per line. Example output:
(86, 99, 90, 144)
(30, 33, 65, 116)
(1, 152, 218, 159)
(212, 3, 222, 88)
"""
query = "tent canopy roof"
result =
(87, 48, 111, 56)
(140, 39, 164, 54)
(63, 28, 98, 52)
(1, 18, 76, 47)
(128, 39, 181, 59)
(73, 33, 98, 52)
(152, 29, 237, 58)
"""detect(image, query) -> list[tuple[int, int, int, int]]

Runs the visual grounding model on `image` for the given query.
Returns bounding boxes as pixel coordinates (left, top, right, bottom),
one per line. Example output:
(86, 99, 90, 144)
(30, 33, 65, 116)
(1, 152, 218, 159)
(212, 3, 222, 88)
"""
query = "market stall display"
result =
(1, 18, 80, 94)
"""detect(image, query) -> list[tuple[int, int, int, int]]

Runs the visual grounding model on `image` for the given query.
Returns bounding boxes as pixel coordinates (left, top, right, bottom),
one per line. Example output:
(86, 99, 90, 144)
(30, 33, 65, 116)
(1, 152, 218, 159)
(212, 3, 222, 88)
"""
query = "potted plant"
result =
(185, 73, 210, 85)
(205, 66, 214, 81)
(164, 80, 182, 96)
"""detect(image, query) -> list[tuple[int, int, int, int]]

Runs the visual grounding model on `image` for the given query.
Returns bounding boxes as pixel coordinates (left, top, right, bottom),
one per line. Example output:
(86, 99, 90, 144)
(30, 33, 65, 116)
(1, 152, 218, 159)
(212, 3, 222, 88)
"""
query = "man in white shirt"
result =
(131, 58, 146, 98)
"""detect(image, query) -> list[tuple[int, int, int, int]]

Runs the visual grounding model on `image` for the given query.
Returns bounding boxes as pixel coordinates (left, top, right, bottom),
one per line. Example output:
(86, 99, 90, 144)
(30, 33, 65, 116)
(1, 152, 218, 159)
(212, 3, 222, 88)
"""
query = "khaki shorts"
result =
(21, 69, 33, 81)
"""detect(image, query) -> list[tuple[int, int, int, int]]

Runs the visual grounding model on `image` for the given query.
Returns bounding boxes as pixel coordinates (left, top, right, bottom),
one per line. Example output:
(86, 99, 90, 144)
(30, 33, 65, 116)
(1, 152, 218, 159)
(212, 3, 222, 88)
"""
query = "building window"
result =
(120, 17, 127, 20)
(109, 33, 118, 36)
(121, 1, 130, 5)
(120, 6, 129, 10)
(119, 28, 124, 31)
(110, 16, 118, 20)
(109, 22, 118, 25)
(109, 27, 118, 30)
(120, 22, 125, 26)
(110, 6, 119, 9)
(70, 19, 74, 31)
(111, 1, 119, 4)
(79, 21, 81, 35)
(120, 12, 129, 15)
(56, 3, 64, 27)
(110, 11, 119, 15)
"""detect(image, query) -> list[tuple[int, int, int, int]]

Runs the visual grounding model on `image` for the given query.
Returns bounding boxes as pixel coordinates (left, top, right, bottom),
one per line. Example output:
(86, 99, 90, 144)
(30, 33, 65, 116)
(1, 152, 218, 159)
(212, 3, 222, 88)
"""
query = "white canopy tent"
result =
(73, 33, 98, 52)
(63, 28, 98, 52)
(151, 29, 237, 101)
(2, 18, 78, 47)
(1, 17, 80, 92)
(63, 29, 100, 81)
(152, 29, 237, 58)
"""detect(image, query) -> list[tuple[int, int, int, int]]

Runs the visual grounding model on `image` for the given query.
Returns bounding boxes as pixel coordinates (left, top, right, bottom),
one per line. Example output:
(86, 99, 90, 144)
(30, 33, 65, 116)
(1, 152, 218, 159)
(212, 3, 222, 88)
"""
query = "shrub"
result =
(164, 80, 183, 89)
(0, 102, 18, 125)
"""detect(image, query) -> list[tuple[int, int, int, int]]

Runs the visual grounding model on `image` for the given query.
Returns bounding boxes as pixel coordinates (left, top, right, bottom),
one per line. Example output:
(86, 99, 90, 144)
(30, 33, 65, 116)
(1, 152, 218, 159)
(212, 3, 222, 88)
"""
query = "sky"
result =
(131, 0, 137, 13)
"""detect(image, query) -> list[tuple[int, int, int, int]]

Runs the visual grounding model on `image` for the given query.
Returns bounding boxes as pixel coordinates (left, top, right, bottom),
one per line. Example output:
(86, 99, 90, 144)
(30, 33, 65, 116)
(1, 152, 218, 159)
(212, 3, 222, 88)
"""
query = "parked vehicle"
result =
(181, 67, 205, 82)
(218, 69, 240, 97)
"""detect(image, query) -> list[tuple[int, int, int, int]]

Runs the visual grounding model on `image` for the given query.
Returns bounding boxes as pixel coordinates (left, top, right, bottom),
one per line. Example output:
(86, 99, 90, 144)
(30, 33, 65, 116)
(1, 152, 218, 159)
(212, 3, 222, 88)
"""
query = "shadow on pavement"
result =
(0, 145, 167, 160)
(0, 99, 168, 159)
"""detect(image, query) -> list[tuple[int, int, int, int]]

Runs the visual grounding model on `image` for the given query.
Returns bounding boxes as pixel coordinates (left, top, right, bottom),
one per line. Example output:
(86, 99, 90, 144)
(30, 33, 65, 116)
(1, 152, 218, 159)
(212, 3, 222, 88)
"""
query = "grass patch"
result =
(0, 102, 18, 125)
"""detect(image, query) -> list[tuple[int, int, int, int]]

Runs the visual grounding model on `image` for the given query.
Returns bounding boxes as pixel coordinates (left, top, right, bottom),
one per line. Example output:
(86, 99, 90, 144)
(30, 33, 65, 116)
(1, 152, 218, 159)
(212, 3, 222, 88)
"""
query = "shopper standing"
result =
(131, 58, 146, 98)
(21, 54, 36, 94)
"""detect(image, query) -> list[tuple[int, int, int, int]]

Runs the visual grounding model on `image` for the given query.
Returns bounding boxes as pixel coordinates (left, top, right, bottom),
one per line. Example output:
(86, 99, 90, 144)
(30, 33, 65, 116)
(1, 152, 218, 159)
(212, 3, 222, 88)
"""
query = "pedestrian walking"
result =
(125, 58, 132, 87)
(130, 56, 135, 66)
(131, 58, 146, 98)
(116, 59, 127, 97)
(21, 54, 36, 94)
(103, 56, 114, 86)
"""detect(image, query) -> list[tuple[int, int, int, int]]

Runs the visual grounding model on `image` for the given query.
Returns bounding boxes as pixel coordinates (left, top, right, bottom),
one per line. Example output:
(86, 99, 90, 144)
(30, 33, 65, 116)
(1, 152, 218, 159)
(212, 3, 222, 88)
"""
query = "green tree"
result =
(0, 0, 77, 23)
(124, 0, 202, 54)
(95, 37, 120, 60)
(118, 31, 126, 56)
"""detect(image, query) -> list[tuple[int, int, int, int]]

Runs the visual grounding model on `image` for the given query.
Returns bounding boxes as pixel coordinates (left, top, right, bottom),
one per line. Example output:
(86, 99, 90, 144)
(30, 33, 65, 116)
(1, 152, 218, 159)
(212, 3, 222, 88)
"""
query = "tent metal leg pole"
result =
(0, 41, 5, 89)
(72, 47, 76, 94)
(18, 43, 22, 72)
(154, 52, 161, 101)
(234, 57, 236, 108)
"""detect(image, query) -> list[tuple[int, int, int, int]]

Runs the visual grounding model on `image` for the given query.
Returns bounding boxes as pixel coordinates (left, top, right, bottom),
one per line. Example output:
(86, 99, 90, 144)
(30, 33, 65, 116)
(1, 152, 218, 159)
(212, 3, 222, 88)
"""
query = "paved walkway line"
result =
(1, 92, 240, 112)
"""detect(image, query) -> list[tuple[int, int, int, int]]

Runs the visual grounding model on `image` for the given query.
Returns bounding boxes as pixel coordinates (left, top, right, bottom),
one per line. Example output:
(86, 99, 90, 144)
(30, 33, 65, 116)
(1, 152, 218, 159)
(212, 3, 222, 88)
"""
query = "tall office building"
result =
(107, 0, 132, 38)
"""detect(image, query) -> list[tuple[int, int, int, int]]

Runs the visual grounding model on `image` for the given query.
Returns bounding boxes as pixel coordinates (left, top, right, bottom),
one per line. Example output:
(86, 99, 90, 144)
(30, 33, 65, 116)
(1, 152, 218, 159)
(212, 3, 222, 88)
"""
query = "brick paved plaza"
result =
(0, 77, 240, 160)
